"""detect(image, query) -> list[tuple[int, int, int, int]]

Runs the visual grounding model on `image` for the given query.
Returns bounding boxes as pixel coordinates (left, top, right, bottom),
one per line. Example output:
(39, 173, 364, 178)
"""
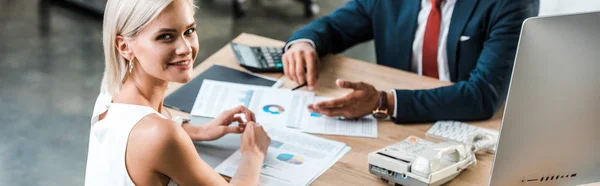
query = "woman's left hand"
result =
(182, 106, 256, 141)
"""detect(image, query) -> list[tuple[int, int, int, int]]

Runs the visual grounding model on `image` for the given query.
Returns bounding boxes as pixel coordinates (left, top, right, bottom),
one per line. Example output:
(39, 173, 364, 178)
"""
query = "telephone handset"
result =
(411, 141, 474, 179)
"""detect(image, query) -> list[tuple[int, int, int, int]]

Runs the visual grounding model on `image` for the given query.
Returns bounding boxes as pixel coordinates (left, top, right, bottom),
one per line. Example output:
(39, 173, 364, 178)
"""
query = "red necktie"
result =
(422, 0, 443, 79)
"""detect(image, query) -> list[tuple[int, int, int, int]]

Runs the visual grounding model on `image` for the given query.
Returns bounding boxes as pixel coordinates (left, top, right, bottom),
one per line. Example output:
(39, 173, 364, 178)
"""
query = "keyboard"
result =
(426, 121, 499, 153)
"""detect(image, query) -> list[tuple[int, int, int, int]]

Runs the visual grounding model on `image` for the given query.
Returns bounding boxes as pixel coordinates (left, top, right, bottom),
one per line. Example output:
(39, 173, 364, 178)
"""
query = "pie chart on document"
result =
(262, 104, 285, 115)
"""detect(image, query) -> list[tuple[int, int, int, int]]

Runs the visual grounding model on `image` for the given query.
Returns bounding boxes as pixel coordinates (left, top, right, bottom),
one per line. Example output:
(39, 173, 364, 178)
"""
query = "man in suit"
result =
(282, 0, 539, 123)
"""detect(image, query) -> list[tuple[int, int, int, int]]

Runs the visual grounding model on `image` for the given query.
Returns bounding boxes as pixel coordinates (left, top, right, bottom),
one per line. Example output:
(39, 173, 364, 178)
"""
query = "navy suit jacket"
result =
(287, 0, 539, 123)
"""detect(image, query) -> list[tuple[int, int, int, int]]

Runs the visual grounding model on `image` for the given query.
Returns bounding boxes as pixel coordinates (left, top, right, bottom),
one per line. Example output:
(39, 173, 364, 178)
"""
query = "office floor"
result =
(0, 0, 375, 185)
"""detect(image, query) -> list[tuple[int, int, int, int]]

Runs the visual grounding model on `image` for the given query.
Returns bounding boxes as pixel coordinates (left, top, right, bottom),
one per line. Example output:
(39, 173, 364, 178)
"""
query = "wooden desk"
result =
(165, 33, 502, 186)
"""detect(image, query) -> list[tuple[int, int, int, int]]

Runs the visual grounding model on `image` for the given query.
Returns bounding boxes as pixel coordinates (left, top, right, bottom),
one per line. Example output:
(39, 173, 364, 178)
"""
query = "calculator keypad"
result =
(256, 47, 283, 68)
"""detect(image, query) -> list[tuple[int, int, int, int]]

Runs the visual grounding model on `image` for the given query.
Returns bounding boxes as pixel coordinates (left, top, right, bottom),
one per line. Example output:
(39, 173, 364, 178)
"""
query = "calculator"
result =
(230, 42, 284, 72)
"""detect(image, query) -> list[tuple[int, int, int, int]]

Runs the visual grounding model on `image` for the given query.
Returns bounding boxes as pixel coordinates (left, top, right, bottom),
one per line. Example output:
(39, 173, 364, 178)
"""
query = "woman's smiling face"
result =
(121, 0, 198, 84)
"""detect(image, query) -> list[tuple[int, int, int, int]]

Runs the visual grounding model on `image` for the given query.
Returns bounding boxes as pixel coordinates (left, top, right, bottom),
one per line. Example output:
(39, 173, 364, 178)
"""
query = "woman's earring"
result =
(128, 60, 133, 73)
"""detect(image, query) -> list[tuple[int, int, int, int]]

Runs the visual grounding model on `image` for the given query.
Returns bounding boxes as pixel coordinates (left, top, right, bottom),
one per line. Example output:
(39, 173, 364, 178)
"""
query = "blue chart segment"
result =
(276, 153, 304, 165)
(310, 112, 322, 117)
(262, 104, 285, 115)
(237, 90, 254, 107)
(270, 140, 283, 148)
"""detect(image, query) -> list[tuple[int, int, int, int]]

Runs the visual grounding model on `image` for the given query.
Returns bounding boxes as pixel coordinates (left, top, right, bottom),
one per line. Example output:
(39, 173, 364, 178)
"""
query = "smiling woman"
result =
(101, 0, 197, 97)
(85, 0, 271, 186)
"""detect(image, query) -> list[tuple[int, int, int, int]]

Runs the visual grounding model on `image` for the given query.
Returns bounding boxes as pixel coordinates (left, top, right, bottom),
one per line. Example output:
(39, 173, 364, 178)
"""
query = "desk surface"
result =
(165, 33, 503, 186)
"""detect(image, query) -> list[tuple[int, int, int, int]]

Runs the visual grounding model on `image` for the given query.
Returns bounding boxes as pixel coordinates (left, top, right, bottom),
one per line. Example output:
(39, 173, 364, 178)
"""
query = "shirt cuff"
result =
(390, 89, 398, 118)
(284, 39, 316, 52)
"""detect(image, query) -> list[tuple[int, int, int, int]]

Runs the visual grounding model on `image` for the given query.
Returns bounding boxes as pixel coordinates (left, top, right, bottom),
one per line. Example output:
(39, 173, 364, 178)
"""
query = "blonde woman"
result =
(85, 0, 271, 185)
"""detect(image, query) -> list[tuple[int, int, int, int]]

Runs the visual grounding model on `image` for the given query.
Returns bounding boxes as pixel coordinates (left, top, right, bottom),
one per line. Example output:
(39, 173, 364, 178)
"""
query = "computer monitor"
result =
(489, 12, 600, 186)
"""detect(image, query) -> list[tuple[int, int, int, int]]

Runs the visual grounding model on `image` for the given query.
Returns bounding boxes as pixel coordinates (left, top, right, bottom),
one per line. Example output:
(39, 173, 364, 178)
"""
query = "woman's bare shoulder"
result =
(126, 114, 191, 163)
(129, 114, 187, 150)
(125, 114, 194, 184)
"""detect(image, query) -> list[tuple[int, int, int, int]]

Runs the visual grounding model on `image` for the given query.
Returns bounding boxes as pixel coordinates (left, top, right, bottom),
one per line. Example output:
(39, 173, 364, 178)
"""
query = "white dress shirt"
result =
(285, 0, 457, 118)
(412, 0, 456, 82)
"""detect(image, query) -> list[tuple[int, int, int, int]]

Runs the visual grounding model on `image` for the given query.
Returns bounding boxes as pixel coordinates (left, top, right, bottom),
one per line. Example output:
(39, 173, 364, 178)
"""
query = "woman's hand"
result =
(230, 121, 271, 186)
(182, 106, 256, 141)
(240, 121, 271, 159)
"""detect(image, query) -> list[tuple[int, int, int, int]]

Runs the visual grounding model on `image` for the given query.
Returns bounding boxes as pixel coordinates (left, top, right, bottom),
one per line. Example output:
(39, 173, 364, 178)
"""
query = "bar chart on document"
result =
(191, 80, 256, 117)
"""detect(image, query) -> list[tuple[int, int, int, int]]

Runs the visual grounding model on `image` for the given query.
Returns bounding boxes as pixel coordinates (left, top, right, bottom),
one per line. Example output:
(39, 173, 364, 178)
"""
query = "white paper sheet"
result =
(307, 146, 351, 185)
(191, 80, 314, 128)
(214, 127, 348, 186)
(191, 80, 377, 138)
(299, 97, 378, 138)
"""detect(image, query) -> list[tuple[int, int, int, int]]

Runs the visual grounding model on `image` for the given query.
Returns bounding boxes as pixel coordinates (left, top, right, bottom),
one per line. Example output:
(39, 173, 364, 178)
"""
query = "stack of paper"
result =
(191, 80, 378, 138)
(190, 80, 375, 185)
(214, 127, 351, 186)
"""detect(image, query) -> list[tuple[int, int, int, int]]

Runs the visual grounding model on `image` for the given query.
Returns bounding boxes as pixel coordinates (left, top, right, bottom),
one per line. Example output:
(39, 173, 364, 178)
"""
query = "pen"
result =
(291, 82, 307, 91)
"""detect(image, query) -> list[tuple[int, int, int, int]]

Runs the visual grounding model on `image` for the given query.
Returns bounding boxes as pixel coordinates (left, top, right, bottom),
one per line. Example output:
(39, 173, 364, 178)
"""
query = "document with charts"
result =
(293, 97, 378, 138)
(190, 79, 314, 128)
(214, 127, 350, 186)
(191, 80, 378, 138)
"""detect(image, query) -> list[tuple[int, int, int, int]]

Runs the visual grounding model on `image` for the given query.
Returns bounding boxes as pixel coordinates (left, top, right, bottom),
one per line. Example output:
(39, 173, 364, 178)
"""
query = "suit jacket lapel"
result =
(447, 0, 478, 82)
(399, 0, 420, 70)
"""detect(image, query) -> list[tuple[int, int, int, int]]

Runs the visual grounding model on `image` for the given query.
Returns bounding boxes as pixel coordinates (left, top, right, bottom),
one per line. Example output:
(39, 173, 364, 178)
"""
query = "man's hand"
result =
(282, 42, 320, 90)
(182, 106, 256, 141)
(308, 79, 393, 119)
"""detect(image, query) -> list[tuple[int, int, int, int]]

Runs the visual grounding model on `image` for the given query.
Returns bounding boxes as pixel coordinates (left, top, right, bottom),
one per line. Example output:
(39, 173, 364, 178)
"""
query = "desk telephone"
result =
(368, 121, 498, 186)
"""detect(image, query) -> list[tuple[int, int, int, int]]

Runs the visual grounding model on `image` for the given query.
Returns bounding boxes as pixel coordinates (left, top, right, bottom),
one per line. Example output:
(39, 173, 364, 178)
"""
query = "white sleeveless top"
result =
(85, 93, 178, 186)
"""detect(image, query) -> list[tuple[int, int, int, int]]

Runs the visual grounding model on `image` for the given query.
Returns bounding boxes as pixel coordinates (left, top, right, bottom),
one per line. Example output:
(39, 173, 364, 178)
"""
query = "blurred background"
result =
(1, 0, 599, 185)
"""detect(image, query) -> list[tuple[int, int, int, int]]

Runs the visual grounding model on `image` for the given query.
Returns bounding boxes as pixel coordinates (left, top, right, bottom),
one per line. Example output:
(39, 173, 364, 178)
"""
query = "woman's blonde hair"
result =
(100, 0, 195, 97)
